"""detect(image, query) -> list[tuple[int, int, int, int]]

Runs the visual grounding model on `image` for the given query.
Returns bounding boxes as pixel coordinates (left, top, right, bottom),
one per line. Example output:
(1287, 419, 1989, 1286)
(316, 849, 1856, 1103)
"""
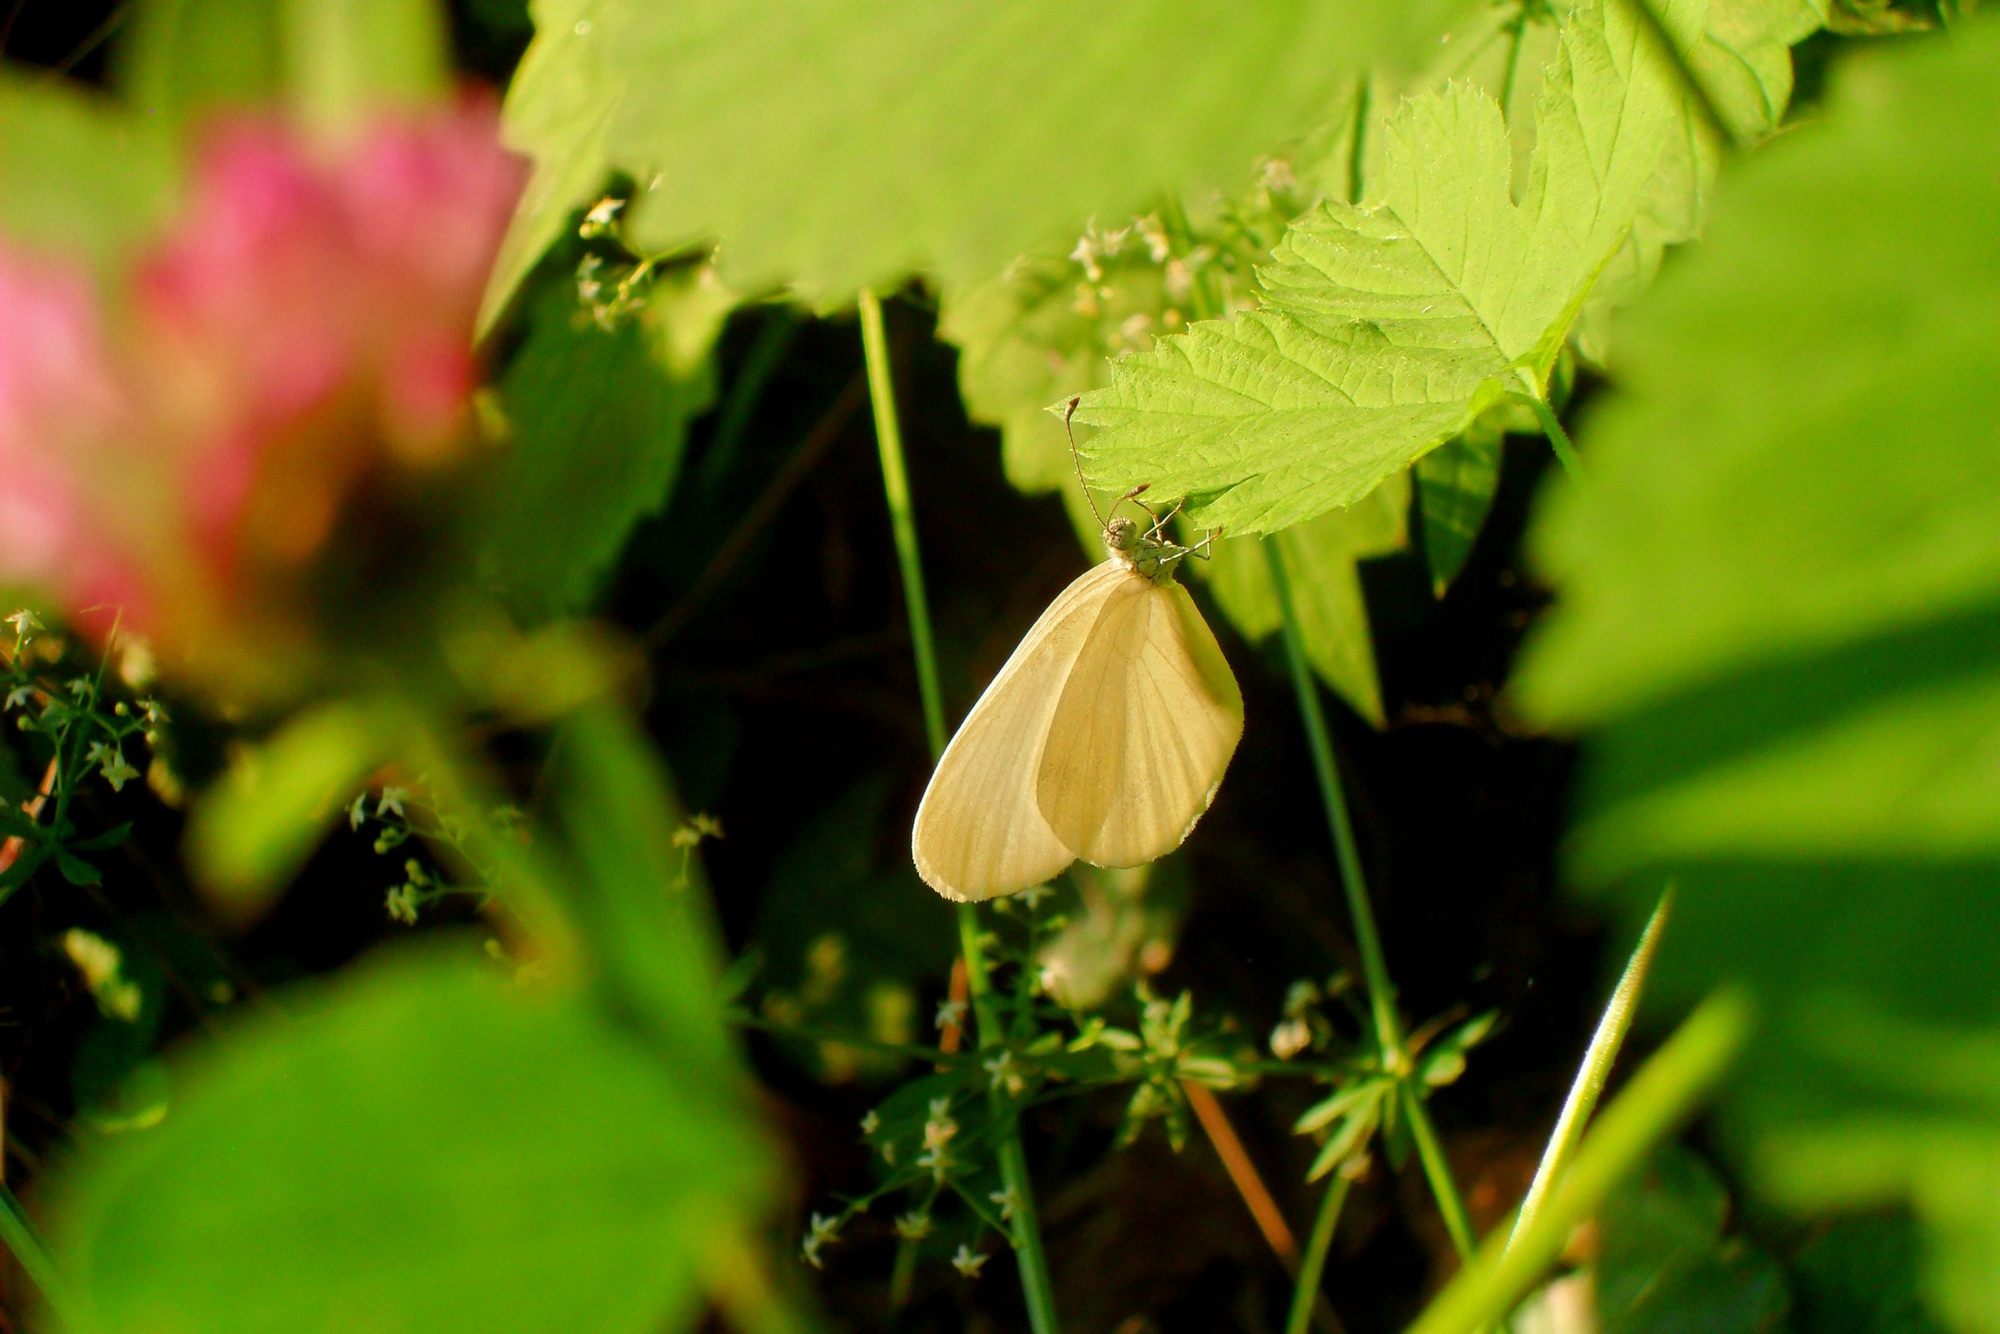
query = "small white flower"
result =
(859, 1109, 880, 1136)
(984, 1050, 1026, 1096)
(934, 998, 967, 1031)
(4, 686, 31, 711)
(5, 609, 42, 641)
(348, 793, 369, 831)
(988, 1186, 1018, 1222)
(1017, 882, 1053, 910)
(376, 786, 408, 820)
(950, 1244, 990, 1279)
(894, 1211, 933, 1241)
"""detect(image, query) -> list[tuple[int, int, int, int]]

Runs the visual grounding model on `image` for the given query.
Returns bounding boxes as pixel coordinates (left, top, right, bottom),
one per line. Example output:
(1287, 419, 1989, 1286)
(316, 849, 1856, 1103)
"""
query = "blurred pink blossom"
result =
(0, 97, 523, 687)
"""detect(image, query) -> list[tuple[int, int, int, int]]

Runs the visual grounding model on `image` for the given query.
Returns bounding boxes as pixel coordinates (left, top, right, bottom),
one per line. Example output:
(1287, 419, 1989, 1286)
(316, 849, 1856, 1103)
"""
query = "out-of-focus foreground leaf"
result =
(120, 0, 447, 136)
(489, 0, 1472, 313)
(481, 269, 730, 621)
(47, 949, 763, 1334)
(0, 73, 176, 269)
(49, 706, 767, 1333)
(1594, 1146, 1790, 1334)
(1514, 18, 2000, 1334)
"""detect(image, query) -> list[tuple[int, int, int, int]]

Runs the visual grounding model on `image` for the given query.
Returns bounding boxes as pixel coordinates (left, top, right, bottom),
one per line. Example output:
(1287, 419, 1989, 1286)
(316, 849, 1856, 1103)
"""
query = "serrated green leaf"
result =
(47, 945, 767, 1334)
(492, 0, 1471, 309)
(481, 268, 727, 621)
(1073, 0, 1703, 534)
(1196, 472, 1409, 724)
(0, 73, 178, 269)
(1513, 18, 2000, 1334)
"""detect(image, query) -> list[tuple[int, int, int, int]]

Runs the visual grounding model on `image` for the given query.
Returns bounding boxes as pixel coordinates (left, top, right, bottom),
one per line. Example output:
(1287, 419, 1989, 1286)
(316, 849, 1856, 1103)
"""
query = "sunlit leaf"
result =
(1514, 19, 2000, 1333)
(49, 945, 766, 1334)
(1073, 0, 1704, 534)
(0, 73, 177, 268)
(491, 0, 1472, 310)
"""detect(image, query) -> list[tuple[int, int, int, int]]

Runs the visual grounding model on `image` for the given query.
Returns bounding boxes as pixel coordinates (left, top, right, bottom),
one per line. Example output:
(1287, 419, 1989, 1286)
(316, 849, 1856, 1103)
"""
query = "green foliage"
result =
(121, 0, 447, 135)
(1513, 16, 2000, 1333)
(1072, 0, 1710, 534)
(0, 74, 177, 269)
(482, 265, 730, 621)
(1198, 474, 1409, 724)
(491, 0, 1471, 309)
(1415, 414, 1503, 593)
(47, 944, 764, 1334)
(186, 699, 397, 913)
(1595, 1147, 1790, 1334)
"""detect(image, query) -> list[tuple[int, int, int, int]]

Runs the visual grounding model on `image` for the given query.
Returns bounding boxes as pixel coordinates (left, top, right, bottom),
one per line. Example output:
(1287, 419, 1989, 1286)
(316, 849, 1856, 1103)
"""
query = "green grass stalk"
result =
(0, 1180, 77, 1330)
(1507, 890, 1672, 1250)
(1265, 542, 1476, 1260)
(1285, 1173, 1353, 1334)
(860, 288, 1060, 1334)
(1406, 989, 1751, 1334)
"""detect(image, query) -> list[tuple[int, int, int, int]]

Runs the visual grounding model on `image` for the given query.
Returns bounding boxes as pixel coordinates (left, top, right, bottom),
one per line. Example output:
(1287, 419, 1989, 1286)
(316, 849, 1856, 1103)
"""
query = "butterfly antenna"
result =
(1061, 396, 1108, 530)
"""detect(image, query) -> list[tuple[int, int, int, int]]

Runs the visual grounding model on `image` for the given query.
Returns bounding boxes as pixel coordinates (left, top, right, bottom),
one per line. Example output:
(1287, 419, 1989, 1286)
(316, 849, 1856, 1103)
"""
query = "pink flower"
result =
(0, 97, 524, 691)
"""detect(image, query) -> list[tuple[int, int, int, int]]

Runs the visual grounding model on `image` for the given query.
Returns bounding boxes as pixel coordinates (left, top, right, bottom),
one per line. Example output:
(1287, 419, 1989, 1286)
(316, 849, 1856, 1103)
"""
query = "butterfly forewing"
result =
(911, 561, 1129, 901)
(1036, 577, 1243, 868)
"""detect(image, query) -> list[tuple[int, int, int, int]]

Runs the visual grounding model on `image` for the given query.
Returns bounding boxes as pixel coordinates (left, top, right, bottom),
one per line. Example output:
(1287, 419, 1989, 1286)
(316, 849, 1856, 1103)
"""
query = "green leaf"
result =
(185, 699, 397, 918)
(47, 944, 767, 1334)
(1195, 471, 1409, 724)
(540, 705, 739, 1055)
(0, 73, 178, 268)
(482, 267, 728, 621)
(495, 0, 1471, 308)
(1597, 1146, 1791, 1334)
(1513, 18, 2000, 1334)
(279, 0, 449, 136)
(1072, 0, 1704, 534)
(1415, 412, 1502, 594)
(119, 0, 285, 127)
(480, 0, 617, 333)
(119, 0, 446, 138)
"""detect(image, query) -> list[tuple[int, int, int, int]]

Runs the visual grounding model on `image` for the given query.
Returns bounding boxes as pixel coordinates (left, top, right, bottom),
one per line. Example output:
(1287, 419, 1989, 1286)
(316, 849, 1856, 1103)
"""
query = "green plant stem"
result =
(1508, 889, 1671, 1251)
(861, 288, 1059, 1334)
(1407, 988, 1750, 1334)
(1285, 1173, 1353, 1334)
(0, 1180, 77, 1330)
(1265, 543, 1475, 1261)
(1511, 380, 1584, 482)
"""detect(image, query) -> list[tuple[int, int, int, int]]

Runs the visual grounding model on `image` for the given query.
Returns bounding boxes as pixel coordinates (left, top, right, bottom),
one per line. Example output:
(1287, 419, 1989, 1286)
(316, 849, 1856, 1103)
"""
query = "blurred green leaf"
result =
(1514, 17, 2000, 1334)
(540, 704, 741, 1061)
(1597, 1146, 1790, 1334)
(1415, 414, 1502, 595)
(482, 269, 729, 621)
(1793, 1216, 1947, 1334)
(494, 0, 1471, 308)
(1196, 472, 1409, 724)
(481, 0, 619, 332)
(48, 944, 766, 1334)
(749, 773, 952, 1080)
(0, 73, 177, 268)
(186, 699, 396, 917)
(120, 0, 445, 137)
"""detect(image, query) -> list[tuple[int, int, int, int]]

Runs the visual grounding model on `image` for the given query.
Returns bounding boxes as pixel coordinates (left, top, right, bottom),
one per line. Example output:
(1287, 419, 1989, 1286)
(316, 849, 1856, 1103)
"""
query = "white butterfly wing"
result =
(1036, 577, 1243, 868)
(911, 560, 1130, 901)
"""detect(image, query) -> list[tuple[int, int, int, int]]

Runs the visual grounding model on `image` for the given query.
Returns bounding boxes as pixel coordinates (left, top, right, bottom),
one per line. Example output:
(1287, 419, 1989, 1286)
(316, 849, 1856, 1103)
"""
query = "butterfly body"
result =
(911, 518, 1243, 902)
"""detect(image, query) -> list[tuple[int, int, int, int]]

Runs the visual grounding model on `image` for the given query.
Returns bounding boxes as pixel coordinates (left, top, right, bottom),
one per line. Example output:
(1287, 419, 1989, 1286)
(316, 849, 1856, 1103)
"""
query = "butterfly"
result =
(911, 400, 1243, 901)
